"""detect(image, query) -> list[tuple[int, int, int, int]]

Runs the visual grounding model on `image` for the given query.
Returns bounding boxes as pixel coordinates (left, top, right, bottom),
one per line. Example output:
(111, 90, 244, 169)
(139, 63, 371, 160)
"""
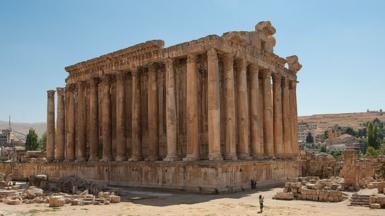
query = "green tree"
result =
(366, 146, 380, 157)
(25, 128, 39, 150)
(367, 121, 383, 149)
(38, 132, 47, 151)
(320, 144, 327, 153)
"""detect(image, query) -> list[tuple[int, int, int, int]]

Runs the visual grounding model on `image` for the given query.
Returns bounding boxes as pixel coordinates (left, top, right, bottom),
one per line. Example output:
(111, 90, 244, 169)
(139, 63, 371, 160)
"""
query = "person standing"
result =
(259, 194, 264, 213)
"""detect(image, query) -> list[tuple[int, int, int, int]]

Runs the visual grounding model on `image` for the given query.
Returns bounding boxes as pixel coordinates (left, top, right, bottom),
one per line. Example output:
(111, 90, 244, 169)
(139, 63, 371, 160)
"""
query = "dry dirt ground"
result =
(0, 187, 384, 216)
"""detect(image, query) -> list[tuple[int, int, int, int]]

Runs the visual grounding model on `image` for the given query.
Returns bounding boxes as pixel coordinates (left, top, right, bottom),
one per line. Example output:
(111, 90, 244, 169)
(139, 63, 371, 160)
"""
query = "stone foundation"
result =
(0, 160, 300, 193)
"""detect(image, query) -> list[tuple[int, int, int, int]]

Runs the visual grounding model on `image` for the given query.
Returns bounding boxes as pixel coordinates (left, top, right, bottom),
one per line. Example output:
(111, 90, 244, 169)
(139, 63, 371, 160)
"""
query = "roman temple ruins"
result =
(2, 21, 303, 193)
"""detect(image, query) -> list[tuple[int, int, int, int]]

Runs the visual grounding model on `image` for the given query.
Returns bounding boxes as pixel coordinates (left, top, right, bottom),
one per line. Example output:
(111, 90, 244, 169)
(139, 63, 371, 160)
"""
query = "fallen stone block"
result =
(49, 195, 65, 207)
(109, 195, 121, 203)
(273, 192, 294, 200)
(25, 186, 44, 199)
(369, 203, 381, 209)
(4, 196, 22, 205)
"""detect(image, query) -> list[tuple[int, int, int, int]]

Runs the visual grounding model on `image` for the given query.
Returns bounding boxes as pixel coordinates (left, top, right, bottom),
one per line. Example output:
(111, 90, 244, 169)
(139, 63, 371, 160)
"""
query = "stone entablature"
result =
(46, 21, 302, 163)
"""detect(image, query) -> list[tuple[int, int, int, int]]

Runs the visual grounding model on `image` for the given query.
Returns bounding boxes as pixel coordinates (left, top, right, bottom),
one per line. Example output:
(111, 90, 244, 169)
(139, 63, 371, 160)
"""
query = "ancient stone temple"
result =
(1, 21, 302, 193)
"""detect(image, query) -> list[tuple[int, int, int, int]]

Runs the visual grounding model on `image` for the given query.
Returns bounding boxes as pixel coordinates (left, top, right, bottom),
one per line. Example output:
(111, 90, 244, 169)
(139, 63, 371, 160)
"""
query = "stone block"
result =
(49, 195, 65, 207)
(109, 195, 121, 203)
(369, 203, 381, 209)
(273, 192, 294, 200)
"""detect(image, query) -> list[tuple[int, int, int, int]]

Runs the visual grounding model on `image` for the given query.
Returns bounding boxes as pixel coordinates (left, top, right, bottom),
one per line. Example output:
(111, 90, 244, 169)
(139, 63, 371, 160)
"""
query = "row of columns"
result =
(46, 48, 299, 162)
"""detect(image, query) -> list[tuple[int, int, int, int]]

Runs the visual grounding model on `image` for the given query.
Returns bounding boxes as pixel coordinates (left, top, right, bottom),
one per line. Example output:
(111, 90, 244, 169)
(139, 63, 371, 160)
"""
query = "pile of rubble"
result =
(366, 181, 385, 209)
(273, 176, 348, 202)
(0, 173, 121, 207)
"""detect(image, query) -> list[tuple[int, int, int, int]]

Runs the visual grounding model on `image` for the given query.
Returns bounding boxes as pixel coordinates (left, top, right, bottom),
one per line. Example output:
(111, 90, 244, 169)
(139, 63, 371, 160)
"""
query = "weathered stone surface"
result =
(4, 196, 22, 205)
(273, 192, 294, 200)
(25, 186, 43, 199)
(49, 195, 65, 207)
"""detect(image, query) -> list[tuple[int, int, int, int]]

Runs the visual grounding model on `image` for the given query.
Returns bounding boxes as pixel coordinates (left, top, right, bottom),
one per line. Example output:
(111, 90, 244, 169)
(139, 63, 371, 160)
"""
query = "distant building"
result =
(327, 134, 363, 152)
(297, 121, 317, 147)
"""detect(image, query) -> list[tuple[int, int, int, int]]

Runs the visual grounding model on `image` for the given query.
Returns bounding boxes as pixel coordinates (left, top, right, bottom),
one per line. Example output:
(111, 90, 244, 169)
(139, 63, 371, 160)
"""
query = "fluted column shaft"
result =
(207, 48, 222, 160)
(223, 53, 237, 160)
(76, 82, 86, 162)
(164, 59, 178, 161)
(101, 76, 112, 161)
(46, 90, 55, 161)
(237, 58, 251, 160)
(263, 71, 274, 158)
(289, 80, 299, 156)
(55, 88, 65, 161)
(88, 78, 99, 161)
(282, 78, 292, 157)
(65, 86, 75, 161)
(147, 65, 159, 161)
(130, 70, 142, 161)
(115, 72, 127, 161)
(249, 64, 262, 159)
(273, 74, 284, 157)
(184, 54, 199, 161)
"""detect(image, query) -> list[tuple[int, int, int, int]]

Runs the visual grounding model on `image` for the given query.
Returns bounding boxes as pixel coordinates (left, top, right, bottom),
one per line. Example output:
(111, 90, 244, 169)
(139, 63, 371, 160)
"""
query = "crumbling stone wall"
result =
(300, 151, 341, 178)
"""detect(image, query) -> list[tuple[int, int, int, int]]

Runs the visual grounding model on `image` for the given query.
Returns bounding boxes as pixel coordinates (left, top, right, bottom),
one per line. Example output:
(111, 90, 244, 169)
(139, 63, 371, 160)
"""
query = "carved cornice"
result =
(64, 22, 300, 84)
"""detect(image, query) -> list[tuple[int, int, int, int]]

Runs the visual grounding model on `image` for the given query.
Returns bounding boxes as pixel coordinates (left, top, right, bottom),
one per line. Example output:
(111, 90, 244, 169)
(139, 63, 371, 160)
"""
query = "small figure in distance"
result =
(258, 194, 264, 213)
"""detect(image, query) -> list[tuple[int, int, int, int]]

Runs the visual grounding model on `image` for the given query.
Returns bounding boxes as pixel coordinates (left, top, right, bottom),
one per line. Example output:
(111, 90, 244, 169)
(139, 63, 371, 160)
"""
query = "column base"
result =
(183, 154, 199, 161)
(88, 156, 99, 162)
(128, 155, 143, 161)
(115, 156, 128, 162)
(75, 158, 85, 162)
(208, 153, 223, 161)
(238, 153, 252, 160)
(63, 159, 74, 162)
(144, 156, 160, 161)
(163, 154, 179, 162)
(100, 157, 112, 162)
(224, 154, 238, 160)
(251, 154, 264, 160)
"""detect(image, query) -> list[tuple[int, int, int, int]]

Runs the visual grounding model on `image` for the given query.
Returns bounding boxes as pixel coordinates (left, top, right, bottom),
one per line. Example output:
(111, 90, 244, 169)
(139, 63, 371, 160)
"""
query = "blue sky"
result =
(0, 0, 384, 122)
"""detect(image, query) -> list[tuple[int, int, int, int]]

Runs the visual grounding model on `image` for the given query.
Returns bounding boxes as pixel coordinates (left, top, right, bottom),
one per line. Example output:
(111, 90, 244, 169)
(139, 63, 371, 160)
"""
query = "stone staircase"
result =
(350, 193, 370, 207)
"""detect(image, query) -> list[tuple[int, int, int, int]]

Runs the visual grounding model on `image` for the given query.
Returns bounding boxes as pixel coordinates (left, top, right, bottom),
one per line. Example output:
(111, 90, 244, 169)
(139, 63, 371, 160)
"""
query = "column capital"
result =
(116, 71, 126, 81)
(88, 77, 99, 86)
(223, 52, 234, 60)
(262, 70, 272, 78)
(47, 90, 55, 96)
(272, 73, 282, 81)
(249, 63, 259, 72)
(187, 53, 198, 63)
(56, 87, 65, 96)
(207, 48, 218, 58)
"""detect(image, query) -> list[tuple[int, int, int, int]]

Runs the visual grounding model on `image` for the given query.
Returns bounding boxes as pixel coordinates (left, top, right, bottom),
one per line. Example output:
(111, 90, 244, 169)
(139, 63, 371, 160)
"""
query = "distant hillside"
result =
(298, 112, 385, 134)
(0, 121, 46, 136)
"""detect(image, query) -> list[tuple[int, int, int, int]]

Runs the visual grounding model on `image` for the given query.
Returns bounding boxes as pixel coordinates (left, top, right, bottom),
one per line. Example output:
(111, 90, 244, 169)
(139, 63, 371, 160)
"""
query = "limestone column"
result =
(282, 77, 292, 157)
(55, 87, 65, 161)
(130, 69, 143, 161)
(273, 74, 284, 158)
(263, 71, 274, 158)
(289, 80, 299, 156)
(184, 54, 199, 161)
(237, 58, 251, 160)
(223, 53, 237, 160)
(65, 85, 75, 161)
(46, 90, 55, 161)
(147, 64, 159, 161)
(164, 59, 178, 161)
(249, 64, 262, 159)
(115, 72, 127, 161)
(88, 78, 99, 161)
(101, 76, 112, 161)
(76, 81, 86, 162)
(207, 48, 222, 160)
